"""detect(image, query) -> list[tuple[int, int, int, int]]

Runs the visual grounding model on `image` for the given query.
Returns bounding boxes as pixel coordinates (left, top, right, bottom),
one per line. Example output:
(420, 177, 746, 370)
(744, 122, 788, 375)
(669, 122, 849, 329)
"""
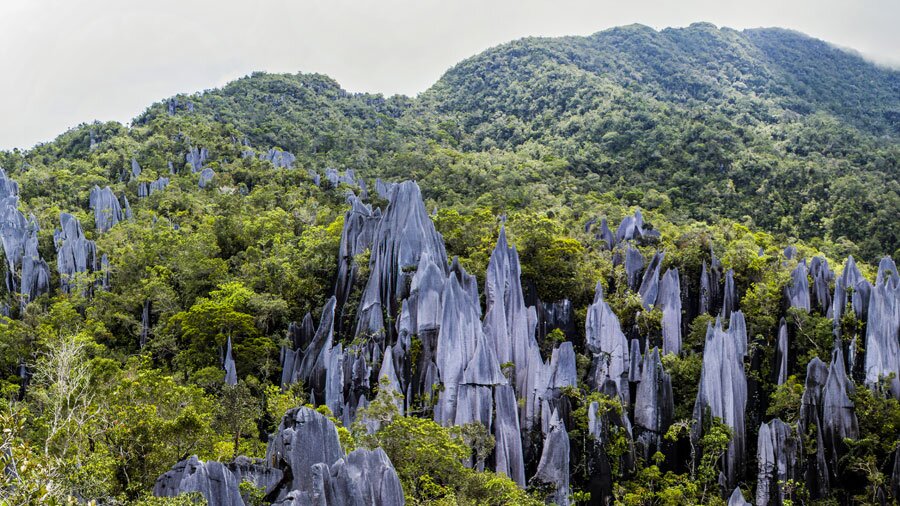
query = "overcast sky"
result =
(1, 0, 897, 150)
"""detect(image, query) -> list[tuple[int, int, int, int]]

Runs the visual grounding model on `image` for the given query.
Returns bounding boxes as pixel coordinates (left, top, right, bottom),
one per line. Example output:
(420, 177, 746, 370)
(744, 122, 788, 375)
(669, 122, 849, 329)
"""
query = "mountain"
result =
(127, 23, 900, 258)
(1, 23, 899, 506)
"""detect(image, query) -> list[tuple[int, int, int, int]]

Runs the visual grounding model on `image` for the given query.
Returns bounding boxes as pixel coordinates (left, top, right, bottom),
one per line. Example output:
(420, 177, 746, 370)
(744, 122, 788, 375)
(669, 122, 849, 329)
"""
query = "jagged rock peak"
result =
(89, 185, 125, 233)
(153, 455, 244, 506)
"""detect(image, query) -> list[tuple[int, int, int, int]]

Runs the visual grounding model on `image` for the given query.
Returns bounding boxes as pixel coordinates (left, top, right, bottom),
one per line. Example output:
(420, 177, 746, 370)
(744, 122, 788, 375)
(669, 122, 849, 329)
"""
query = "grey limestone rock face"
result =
(224, 336, 238, 386)
(657, 268, 682, 355)
(728, 487, 752, 506)
(863, 256, 900, 398)
(624, 246, 644, 291)
(260, 148, 297, 169)
(638, 251, 664, 309)
(89, 185, 125, 233)
(809, 256, 833, 315)
(333, 197, 379, 327)
(131, 158, 142, 178)
(186, 146, 209, 173)
(54, 213, 98, 294)
(199, 167, 215, 188)
(585, 282, 630, 401)
(774, 319, 789, 386)
(799, 357, 830, 497)
(355, 181, 447, 343)
(434, 274, 483, 426)
(822, 348, 858, 477)
(786, 262, 811, 312)
(756, 418, 801, 506)
(267, 406, 345, 496)
(692, 314, 747, 488)
(633, 347, 674, 460)
(530, 410, 570, 506)
(723, 268, 737, 318)
(153, 455, 244, 506)
(494, 384, 526, 486)
(227, 455, 284, 500)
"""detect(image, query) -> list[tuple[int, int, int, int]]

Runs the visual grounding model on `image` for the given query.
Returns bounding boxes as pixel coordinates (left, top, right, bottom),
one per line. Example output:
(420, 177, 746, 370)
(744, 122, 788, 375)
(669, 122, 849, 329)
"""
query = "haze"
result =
(1, 0, 897, 150)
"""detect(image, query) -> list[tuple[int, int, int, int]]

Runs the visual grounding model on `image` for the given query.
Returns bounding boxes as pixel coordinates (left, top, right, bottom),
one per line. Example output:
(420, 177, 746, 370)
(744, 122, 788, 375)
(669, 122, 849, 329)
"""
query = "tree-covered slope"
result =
(121, 23, 899, 259)
(1, 23, 899, 506)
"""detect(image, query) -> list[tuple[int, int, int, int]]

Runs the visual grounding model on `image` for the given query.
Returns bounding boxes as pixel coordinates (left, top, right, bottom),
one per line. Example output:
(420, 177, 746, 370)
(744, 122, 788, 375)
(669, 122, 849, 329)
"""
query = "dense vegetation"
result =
(1, 22, 898, 505)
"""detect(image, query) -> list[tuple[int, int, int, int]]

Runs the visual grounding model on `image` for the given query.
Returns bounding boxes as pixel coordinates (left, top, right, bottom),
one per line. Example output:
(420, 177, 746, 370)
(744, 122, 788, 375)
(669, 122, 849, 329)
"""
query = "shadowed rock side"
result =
(633, 347, 674, 460)
(530, 410, 570, 506)
(864, 257, 900, 398)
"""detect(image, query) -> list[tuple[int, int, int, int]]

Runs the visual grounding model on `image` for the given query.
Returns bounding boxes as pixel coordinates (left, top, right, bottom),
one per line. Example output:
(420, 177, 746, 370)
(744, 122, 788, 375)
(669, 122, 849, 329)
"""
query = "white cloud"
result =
(1, 0, 897, 150)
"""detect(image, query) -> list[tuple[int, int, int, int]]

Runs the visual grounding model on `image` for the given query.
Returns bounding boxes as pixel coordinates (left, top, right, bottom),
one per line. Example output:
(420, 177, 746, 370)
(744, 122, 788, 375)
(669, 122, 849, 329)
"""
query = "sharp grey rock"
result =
(325, 168, 360, 188)
(700, 261, 711, 315)
(138, 182, 149, 198)
(809, 257, 833, 315)
(615, 210, 647, 244)
(434, 275, 482, 426)
(0, 169, 19, 199)
(130, 158, 142, 178)
(377, 344, 404, 414)
(308, 169, 321, 187)
(775, 318, 789, 386)
(153, 455, 244, 506)
(140, 299, 150, 348)
(325, 344, 345, 420)
(863, 256, 900, 398)
(832, 256, 868, 333)
(538, 298, 575, 343)
(494, 384, 526, 486)
(822, 348, 858, 476)
(374, 178, 395, 200)
(624, 246, 644, 291)
(633, 348, 674, 460)
(586, 282, 630, 401)
(18, 216, 49, 308)
(334, 197, 378, 319)
(186, 146, 209, 173)
(355, 181, 448, 343)
(461, 334, 507, 387)
(799, 357, 830, 497)
(628, 339, 642, 383)
(89, 185, 125, 233)
(730, 310, 748, 360)
(784, 246, 797, 260)
(786, 262, 811, 312)
(54, 213, 98, 294)
(199, 167, 215, 189)
(123, 193, 132, 220)
(227, 456, 284, 500)
(638, 251, 664, 309)
(260, 148, 296, 169)
(584, 217, 596, 234)
(598, 218, 614, 249)
(756, 419, 801, 506)
(100, 253, 110, 291)
(537, 343, 577, 436)
(728, 487, 752, 506)
(273, 448, 404, 506)
(224, 336, 238, 386)
(149, 177, 170, 196)
(693, 315, 747, 488)
(294, 297, 337, 399)
(530, 409, 570, 506)
(723, 269, 736, 318)
(658, 268, 682, 355)
(483, 226, 543, 423)
(267, 406, 345, 497)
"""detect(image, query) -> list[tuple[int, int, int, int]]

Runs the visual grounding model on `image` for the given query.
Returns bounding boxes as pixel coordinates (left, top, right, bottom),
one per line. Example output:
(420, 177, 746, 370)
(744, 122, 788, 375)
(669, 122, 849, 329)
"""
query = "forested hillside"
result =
(1, 23, 899, 506)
